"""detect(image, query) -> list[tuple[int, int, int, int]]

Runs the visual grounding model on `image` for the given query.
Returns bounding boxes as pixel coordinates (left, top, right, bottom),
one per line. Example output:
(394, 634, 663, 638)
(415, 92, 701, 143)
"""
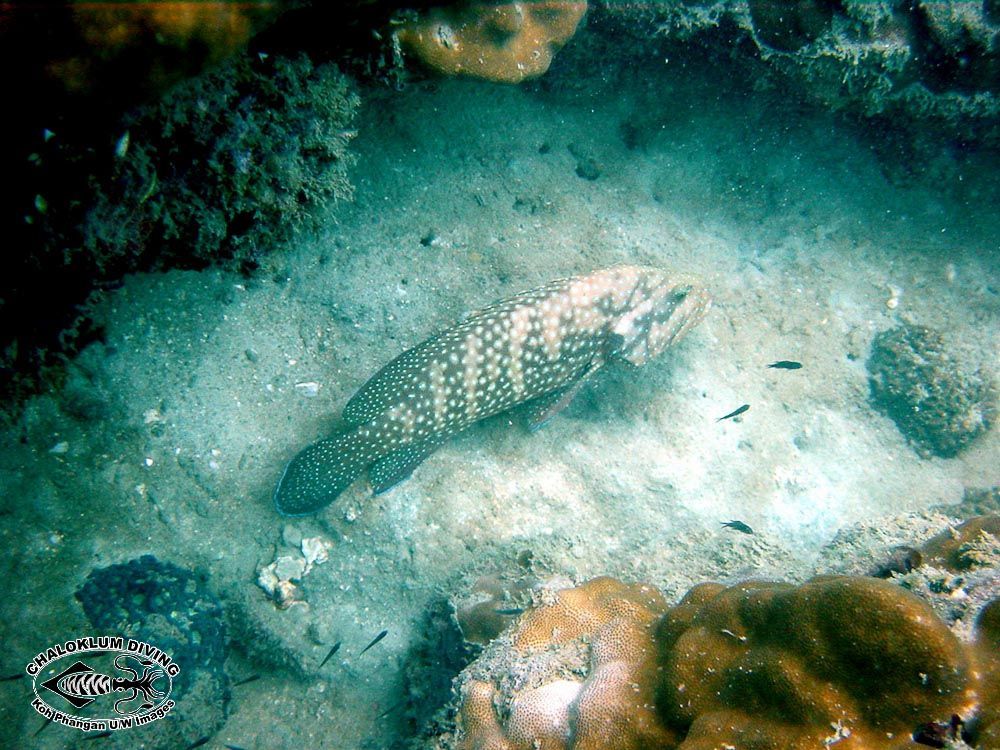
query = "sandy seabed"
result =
(1, 58, 997, 749)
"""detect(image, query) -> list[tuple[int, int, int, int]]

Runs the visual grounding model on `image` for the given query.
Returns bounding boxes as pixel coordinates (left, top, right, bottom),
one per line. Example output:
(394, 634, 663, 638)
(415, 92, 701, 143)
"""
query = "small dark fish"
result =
(378, 700, 404, 719)
(871, 545, 923, 578)
(320, 641, 342, 668)
(34, 717, 53, 736)
(494, 608, 524, 616)
(721, 520, 754, 535)
(84, 731, 112, 740)
(360, 629, 388, 655)
(0, 673, 25, 682)
(767, 360, 802, 370)
(225, 746, 249, 750)
(717, 404, 749, 422)
(185, 737, 211, 750)
(233, 674, 261, 687)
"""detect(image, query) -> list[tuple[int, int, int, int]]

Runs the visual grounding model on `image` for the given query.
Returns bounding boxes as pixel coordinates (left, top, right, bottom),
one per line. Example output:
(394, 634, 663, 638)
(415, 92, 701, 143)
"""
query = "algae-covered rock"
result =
(921, 515, 1000, 572)
(81, 52, 358, 274)
(602, 0, 1000, 144)
(867, 323, 995, 458)
(76, 555, 228, 749)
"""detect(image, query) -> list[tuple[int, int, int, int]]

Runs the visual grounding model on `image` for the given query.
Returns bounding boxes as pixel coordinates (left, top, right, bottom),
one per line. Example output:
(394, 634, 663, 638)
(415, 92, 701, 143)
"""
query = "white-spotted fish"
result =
(274, 266, 711, 516)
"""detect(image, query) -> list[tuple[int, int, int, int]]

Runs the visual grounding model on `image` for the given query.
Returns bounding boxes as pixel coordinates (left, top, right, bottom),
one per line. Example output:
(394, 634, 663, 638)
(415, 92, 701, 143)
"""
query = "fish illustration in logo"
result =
(41, 656, 165, 715)
(275, 265, 711, 516)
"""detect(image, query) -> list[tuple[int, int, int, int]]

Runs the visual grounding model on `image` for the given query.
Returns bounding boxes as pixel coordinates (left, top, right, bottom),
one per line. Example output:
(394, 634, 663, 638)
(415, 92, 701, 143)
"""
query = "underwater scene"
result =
(0, 2, 998, 749)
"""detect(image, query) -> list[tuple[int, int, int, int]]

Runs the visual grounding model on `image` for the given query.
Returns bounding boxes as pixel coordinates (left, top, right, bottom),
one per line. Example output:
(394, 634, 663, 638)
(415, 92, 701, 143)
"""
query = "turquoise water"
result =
(1, 4, 998, 749)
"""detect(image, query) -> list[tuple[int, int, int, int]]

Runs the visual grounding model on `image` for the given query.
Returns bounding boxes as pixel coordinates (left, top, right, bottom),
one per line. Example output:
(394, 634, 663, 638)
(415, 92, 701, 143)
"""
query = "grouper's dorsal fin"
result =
(342, 335, 443, 425)
(457, 275, 574, 325)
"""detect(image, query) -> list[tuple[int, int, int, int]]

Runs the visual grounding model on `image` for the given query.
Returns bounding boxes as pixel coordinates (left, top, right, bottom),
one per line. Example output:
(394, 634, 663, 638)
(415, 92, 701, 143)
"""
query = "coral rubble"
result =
(892, 515, 1000, 645)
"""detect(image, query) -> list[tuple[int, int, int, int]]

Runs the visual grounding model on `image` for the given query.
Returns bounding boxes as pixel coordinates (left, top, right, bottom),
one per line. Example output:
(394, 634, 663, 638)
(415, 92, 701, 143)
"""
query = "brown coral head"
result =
(456, 576, 678, 749)
(396, 2, 588, 83)
(974, 597, 1000, 744)
(656, 576, 980, 748)
(50, 1, 280, 96)
(920, 514, 1000, 571)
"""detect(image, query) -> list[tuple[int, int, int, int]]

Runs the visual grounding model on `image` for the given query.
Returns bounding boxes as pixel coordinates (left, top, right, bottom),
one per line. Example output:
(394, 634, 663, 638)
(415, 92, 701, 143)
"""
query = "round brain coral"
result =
(454, 576, 677, 750)
(656, 576, 979, 749)
(396, 2, 587, 83)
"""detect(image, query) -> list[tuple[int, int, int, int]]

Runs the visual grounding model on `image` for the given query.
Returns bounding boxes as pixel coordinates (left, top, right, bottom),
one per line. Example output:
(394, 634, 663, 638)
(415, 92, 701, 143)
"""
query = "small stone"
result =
(273, 555, 307, 582)
(575, 158, 601, 181)
(295, 381, 320, 397)
(274, 580, 303, 610)
(567, 143, 600, 180)
(48, 441, 69, 454)
(257, 565, 280, 596)
(282, 524, 304, 548)
(885, 284, 902, 309)
(871, 545, 923, 578)
(245, 348, 259, 363)
(307, 618, 339, 645)
(302, 536, 332, 568)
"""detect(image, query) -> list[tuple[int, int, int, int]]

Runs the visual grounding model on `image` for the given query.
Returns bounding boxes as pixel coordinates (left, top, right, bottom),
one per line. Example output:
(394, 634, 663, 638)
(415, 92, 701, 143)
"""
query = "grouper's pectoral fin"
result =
(369, 432, 451, 495)
(523, 359, 603, 433)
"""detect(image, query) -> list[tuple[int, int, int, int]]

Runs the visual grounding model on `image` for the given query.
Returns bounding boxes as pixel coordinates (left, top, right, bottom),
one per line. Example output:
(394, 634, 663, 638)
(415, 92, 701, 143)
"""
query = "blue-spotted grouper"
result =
(274, 265, 711, 516)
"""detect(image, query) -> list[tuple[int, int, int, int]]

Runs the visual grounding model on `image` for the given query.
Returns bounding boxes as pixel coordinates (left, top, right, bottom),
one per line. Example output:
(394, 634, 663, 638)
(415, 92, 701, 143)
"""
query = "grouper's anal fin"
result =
(369, 432, 450, 495)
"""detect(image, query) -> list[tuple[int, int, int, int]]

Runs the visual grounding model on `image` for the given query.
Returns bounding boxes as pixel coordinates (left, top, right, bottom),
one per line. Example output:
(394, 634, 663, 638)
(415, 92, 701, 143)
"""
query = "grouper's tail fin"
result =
(274, 428, 374, 516)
